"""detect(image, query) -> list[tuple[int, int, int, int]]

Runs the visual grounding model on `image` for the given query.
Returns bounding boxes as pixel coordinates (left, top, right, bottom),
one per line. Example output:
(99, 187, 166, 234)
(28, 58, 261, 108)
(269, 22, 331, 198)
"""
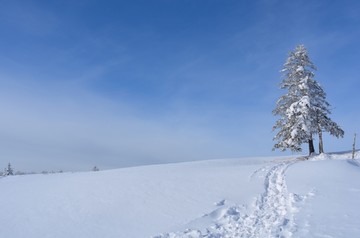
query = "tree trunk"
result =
(318, 130, 324, 154)
(308, 137, 315, 155)
(315, 114, 324, 154)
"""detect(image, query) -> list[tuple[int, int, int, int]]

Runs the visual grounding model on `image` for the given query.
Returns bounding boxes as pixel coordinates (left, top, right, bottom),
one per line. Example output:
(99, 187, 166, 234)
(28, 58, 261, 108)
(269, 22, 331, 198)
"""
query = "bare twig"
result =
(352, 133, 357, 159)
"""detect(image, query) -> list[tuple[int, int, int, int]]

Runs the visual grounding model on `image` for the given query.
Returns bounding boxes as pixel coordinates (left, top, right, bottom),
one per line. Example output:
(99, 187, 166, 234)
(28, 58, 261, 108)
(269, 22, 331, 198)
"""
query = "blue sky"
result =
(0, 0, 359, 171)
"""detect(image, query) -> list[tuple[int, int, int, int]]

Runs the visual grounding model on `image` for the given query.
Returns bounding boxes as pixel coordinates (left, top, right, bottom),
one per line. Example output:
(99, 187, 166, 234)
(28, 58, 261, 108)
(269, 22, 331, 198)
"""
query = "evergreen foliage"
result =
(5, 163, 14, 176)
(273, 45, 344, 154)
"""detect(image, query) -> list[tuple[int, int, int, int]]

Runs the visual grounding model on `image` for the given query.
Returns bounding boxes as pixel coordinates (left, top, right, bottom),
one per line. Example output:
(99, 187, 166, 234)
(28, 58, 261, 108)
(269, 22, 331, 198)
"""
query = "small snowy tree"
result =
(272, 44, 343, 155)
(4, 163, 14, 176)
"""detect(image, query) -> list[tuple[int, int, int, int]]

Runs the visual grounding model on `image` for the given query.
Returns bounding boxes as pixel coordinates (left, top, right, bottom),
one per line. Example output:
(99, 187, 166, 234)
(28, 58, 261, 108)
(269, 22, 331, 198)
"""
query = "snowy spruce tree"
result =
(272, 44, 344, 155)
(4, 163, 14, 176)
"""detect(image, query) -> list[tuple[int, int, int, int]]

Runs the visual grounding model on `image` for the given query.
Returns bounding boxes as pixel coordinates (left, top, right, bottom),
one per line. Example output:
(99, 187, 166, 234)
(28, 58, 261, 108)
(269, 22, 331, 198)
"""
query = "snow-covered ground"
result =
(1, 152, 359, 237)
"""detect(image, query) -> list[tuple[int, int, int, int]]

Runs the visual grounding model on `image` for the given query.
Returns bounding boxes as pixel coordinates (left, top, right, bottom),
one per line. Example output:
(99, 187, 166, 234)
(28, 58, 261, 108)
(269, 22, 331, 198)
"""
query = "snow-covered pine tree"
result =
(273, 45, 317, 154)
(273, 44, 344, 155)
(5, 163, 14, 176)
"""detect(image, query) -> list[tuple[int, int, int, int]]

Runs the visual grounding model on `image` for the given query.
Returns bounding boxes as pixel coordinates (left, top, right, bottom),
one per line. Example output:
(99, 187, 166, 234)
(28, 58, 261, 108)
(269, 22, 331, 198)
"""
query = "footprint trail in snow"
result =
(154, 161, 305, 238)
(239, 162, 296, 237)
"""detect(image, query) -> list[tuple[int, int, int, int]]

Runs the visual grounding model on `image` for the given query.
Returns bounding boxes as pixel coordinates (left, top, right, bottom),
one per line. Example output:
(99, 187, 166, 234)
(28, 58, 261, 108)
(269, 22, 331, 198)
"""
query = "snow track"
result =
(239, 162, 296, 237)
(155, 161, 298, 238)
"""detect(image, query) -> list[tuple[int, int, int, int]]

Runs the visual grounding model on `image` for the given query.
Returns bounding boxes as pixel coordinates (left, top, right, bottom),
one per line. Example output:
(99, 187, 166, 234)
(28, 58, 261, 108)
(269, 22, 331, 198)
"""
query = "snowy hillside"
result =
(1, 152, 360, 238)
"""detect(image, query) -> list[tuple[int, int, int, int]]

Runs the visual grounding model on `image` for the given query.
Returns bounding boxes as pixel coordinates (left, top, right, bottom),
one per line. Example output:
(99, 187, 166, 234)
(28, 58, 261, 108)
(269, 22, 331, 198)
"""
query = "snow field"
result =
(0, 157, 271, 238)
(155, 153, 360, 237)
(1, 153, 360, 237)
(155, 161, 300, 237)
